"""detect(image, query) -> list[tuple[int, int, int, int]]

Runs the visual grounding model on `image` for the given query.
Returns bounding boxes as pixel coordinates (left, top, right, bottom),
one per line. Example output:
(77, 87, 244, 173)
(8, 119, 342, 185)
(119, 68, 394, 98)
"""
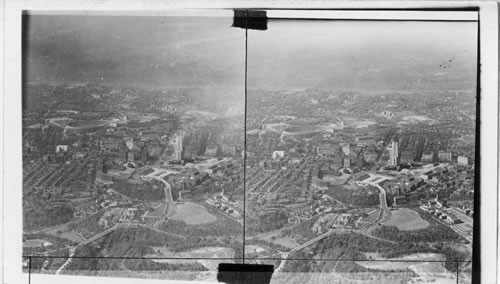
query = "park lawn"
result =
(385, 208, 429, 231)
(170, 202, 216, 225)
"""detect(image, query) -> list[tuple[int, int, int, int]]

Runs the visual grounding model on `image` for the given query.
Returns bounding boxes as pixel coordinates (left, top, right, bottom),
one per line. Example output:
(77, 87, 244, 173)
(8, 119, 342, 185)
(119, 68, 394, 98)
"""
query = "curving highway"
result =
(358, 174, 392, 231)
(54, 169, 178, 275)
(141, 170, 177, 217)
(158, 178, 176, 216)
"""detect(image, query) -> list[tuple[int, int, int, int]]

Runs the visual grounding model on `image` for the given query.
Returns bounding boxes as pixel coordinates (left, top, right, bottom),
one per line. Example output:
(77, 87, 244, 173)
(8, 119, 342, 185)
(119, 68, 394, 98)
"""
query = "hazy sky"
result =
(248, 20, 477, 91)
(24, 13, 477, 93)
(24, 15, 245, 91)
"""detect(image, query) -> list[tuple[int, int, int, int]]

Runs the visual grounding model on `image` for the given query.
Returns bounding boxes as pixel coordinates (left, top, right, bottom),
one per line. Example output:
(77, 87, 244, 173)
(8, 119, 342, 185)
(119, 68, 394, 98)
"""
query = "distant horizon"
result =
(23, 13, 477, 94)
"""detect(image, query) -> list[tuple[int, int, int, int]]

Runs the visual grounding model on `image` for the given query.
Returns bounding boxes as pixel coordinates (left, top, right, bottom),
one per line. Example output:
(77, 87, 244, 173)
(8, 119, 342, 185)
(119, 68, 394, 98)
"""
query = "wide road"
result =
(55, 247, 75, 275)
(272, 223, 397, 273)
(55, 224, 121, 274)
(359, 174, 392, 225)
(75, 224, 120, 248)
(275, 228, 336, 273)
(141, 172, 177, 217)
(159, 178, 176, 216)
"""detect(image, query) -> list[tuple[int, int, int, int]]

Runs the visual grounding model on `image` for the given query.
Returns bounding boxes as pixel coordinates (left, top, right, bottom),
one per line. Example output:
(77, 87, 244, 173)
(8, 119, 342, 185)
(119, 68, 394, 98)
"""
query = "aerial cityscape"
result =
(22, 12, 477, 284)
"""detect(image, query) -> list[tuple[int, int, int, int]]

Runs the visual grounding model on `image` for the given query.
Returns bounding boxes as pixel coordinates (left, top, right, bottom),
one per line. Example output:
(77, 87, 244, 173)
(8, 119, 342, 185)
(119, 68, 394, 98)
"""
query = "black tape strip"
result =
(217, 263, 274, 284)
(232, 10, 268, 31)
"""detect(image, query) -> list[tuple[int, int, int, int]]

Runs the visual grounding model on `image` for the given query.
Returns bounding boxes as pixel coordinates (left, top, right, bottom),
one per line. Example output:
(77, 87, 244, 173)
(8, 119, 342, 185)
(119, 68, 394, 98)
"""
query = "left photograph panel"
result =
(21, 11, 246, 281)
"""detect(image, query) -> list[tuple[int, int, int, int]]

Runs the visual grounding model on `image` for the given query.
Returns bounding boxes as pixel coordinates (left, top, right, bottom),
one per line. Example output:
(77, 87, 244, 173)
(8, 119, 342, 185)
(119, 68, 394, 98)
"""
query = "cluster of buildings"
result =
(98, 130, 165, 164)
(287, 207, 315, 224)
(420, 200, 464, 225)
(205, 194, 241, 219)
(311, 213, 356, 234)
(97, 207, 145, 228)
(73, 203, 100, 218)
(309, 194, 346, 215)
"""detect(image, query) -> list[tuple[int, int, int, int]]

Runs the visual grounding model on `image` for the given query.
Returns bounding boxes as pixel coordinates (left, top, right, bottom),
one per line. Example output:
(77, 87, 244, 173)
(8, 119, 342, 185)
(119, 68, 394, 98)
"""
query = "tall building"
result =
(438, 151, 452, 162)
(172, 132, 184, 161)
(342, 144, 350, 155)
(343, 157, 351, 168)
(389, 137, 399, 166)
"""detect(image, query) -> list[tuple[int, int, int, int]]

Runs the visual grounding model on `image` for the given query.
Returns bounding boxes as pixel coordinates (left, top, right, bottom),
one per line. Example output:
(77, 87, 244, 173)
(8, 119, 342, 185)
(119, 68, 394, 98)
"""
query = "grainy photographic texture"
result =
(21, 10, 478, 284)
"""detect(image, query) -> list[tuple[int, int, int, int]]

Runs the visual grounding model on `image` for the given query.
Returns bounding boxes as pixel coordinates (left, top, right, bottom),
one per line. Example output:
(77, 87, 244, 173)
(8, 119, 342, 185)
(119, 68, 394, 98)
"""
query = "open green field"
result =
(23, 239, 49, 247)
(170, 202, 216, 225)
(385, 208, 429, 230)
(44, 223, 86, 242)
(258, 231, 298, 249)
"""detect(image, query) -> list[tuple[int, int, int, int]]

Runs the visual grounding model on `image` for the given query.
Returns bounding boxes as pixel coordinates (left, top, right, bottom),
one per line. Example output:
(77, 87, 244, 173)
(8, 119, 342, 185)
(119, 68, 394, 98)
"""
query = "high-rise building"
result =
(172, 132, 184, 161)
(438, 151, 452, 162)
(342, 144, 350, 155)
(343, 157, 351, 168)
(389, 137, 399, 166)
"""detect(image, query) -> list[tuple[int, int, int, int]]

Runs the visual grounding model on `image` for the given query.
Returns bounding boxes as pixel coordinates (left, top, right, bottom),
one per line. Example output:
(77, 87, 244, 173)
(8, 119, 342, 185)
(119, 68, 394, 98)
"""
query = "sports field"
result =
(385, 208, 429, 230)
(170, 202, 216, 225)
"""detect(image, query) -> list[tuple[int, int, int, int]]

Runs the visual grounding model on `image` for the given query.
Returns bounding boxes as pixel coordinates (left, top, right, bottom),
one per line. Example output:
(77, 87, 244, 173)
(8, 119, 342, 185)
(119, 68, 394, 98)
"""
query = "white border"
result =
(479, 4, 499, 284)
(2, 1, 498, 284)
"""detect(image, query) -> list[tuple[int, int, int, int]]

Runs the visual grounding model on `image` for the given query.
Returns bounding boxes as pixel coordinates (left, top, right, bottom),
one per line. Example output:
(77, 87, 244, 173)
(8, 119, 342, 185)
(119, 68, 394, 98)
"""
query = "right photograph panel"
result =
(244, 10, 478, 284)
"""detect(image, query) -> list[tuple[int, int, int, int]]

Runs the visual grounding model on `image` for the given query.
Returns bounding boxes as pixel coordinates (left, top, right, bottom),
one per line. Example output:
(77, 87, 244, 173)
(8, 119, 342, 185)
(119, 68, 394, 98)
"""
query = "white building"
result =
(125, 139, 134, 150)
(458, 156, 469, 166)
(389, 137, 398, 166)
(170, 131, 184, 160)
(272, 150, 285, 160)
(342, 145, 350, 155)
(421, 152, 434, 162)
(56, 145, 68, 153)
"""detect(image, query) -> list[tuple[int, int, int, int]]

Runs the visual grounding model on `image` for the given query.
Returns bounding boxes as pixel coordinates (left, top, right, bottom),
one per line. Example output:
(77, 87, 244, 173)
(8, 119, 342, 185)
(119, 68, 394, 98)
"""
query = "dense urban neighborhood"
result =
(22, 83, 475, 283)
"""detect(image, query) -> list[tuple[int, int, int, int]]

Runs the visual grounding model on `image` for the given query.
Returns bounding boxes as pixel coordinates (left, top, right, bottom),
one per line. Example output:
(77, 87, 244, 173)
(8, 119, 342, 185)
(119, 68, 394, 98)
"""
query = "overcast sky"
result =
(248, 20, 477, 91)
(24, 11, 477, 93)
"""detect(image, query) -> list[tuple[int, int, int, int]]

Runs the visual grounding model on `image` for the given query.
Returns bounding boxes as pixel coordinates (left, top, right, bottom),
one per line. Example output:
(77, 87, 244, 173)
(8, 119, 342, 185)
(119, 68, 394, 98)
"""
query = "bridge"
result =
(55, 224, 121, 275)
(274, 228, 339, 273)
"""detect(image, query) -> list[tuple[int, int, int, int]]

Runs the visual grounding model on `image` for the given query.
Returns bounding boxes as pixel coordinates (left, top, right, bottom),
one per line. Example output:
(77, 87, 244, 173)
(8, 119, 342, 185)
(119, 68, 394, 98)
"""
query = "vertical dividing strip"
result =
(28, 256, 32, 284)
(242, 9, 249, 263)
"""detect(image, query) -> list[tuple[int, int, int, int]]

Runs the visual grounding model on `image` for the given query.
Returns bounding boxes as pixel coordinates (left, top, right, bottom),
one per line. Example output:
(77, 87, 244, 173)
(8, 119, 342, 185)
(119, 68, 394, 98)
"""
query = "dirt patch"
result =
(146, 246, 234, 271)
(358, 253, 445, 270)
(357, 253, 456, 283)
